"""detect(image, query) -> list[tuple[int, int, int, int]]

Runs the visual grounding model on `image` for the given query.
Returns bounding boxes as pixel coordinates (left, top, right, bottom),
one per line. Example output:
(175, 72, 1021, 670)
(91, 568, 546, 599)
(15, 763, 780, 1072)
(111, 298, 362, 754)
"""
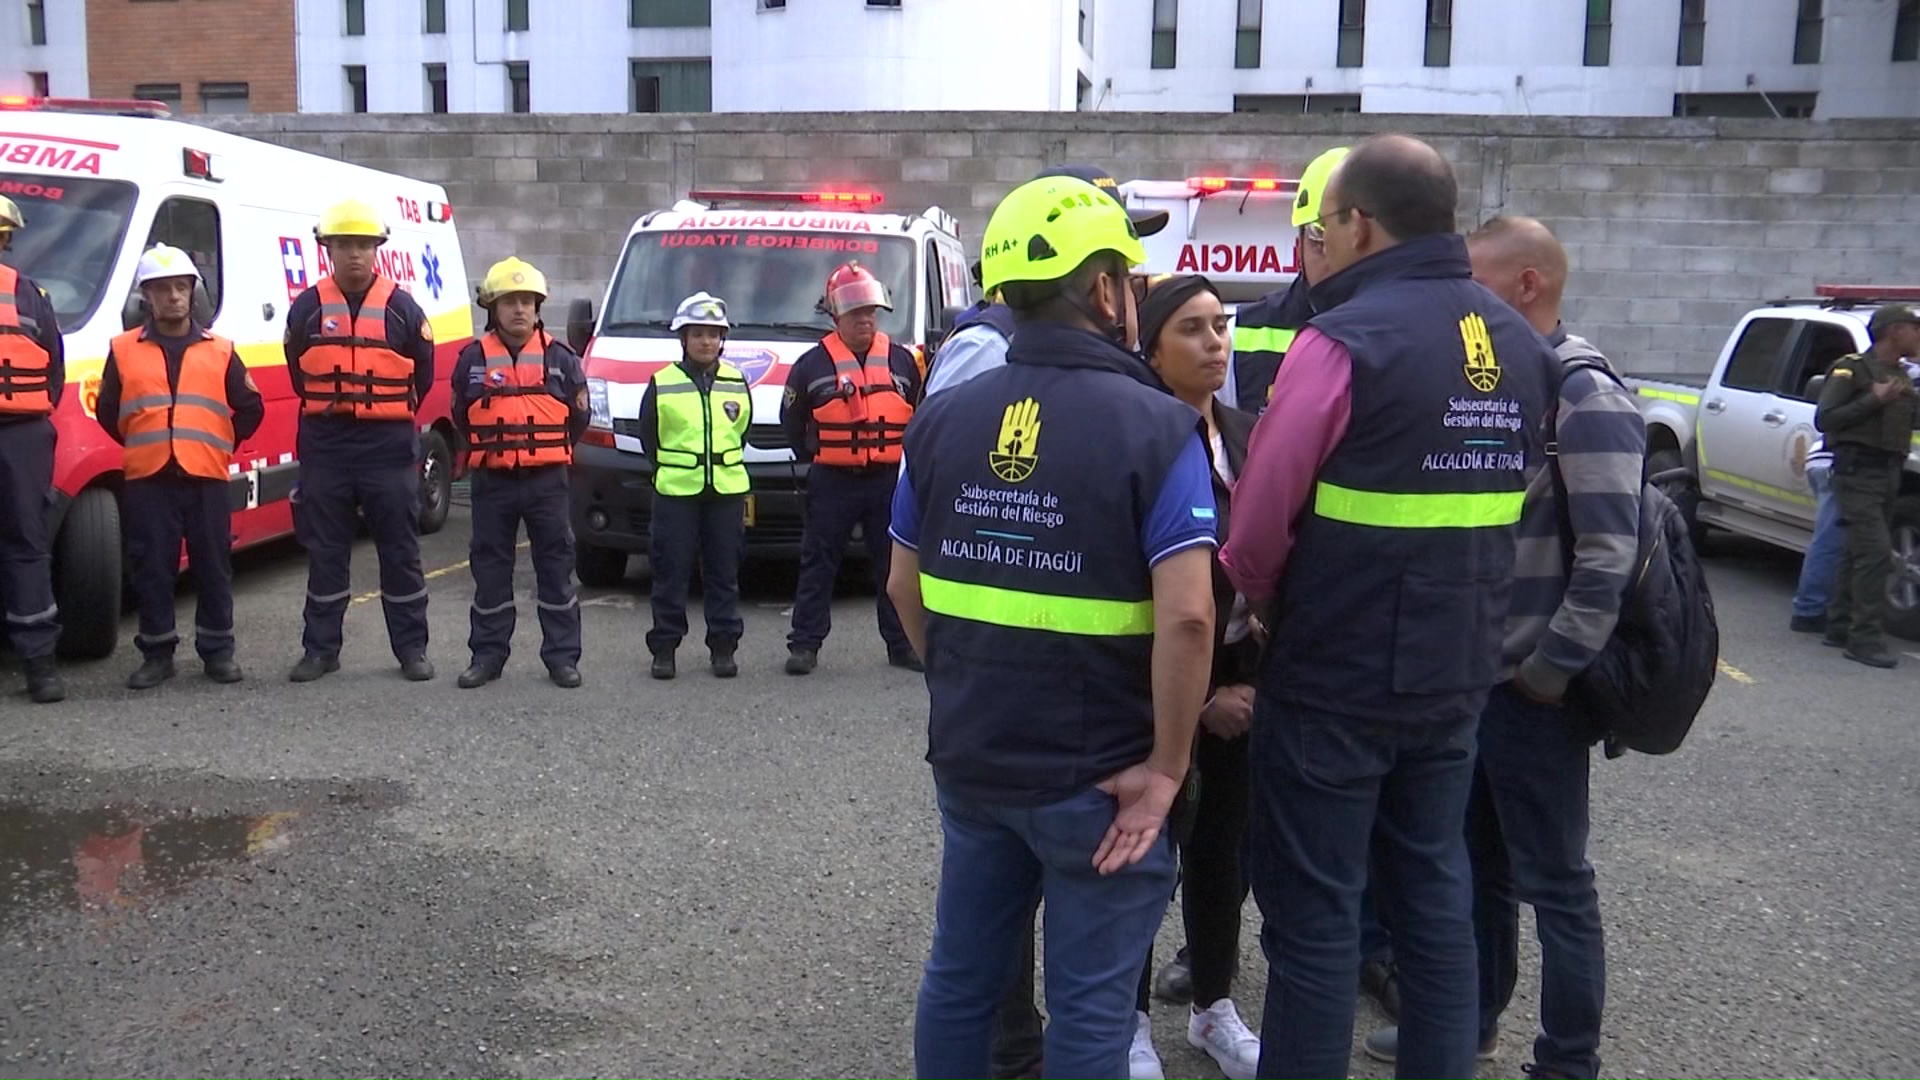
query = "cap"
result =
(1032, 164, 1170, 238)
(1869, 303, 1920, 338)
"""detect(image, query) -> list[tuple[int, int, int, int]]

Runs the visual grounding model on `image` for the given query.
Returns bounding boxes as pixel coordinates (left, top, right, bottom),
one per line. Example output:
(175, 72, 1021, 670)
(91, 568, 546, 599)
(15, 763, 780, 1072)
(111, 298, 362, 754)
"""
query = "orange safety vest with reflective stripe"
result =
(298, 275, 415, 421)
(812, 330, 912, 468)
(110, 327, 237, 482)
(0, 263, 53, 416)
(464, 330, 573, 469)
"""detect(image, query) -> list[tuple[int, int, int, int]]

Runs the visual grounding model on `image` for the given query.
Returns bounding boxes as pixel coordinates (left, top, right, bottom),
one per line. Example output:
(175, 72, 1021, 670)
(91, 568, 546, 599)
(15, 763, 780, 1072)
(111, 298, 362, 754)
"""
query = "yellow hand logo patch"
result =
(1461, 312, 1502, 394)
(990, 397, 1042, 483)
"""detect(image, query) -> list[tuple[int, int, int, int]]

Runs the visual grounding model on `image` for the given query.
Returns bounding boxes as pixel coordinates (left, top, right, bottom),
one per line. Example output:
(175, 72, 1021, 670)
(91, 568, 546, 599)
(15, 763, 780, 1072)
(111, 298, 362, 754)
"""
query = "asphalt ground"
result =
(0, 504, 1914, 1079)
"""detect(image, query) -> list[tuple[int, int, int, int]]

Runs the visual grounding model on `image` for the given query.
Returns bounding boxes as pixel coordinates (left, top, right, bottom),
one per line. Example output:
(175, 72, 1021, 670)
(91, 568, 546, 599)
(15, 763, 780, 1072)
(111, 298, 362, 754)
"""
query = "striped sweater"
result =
(1503, 331, 1648, 698)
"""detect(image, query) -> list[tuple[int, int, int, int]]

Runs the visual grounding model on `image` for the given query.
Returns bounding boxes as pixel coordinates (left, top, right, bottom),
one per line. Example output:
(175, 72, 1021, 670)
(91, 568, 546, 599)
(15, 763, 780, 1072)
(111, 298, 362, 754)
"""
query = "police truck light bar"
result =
(1815, 284, 1920, 303)
(689, 189, 885, 208)
(1186, 176, 1289, 194)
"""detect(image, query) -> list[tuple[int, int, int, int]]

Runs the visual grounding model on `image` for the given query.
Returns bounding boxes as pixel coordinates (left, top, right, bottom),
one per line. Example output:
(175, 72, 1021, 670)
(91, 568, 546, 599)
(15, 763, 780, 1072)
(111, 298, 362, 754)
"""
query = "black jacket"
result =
(1205, 402, 1259, 691)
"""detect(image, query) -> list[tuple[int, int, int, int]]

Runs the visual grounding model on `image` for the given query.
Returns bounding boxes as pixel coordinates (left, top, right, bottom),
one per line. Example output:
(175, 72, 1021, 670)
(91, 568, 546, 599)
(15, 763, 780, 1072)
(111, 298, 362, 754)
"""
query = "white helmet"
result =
(134, 244, 202, 287)
(670, 292, 730, 332)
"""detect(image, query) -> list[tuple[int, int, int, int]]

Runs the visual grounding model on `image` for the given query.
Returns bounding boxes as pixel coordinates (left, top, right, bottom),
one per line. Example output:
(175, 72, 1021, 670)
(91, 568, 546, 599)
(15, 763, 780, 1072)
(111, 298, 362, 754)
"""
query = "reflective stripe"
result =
(651, 382, 703, 395)
(121, 394, 173, 412)
(471, 598, 516, 616)
(1634, 386, 1700, 406)
(126, 428, 233, 452)
(194, 623, 234, 639)
(1312, 482, 1525, 529)
(175, 393, 233, 417)
(382, 586, 429, 604)
(123, 430, 172, 448)
(919, 573, 1153, 637)
(1232, 324, 1297, 354)
(306, 588, 353, 604)
(1703, 468, 1817, 508)
(134, 631, 180, 647)
(5, 603, 58, 625)
(536, 595, 578, 612)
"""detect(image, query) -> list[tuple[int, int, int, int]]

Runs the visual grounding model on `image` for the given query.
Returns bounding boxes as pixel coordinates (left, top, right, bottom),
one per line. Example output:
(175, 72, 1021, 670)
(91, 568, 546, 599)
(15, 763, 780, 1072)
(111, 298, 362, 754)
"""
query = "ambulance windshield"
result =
(602, 231, 915, 341)
(0, 174, 137, 327)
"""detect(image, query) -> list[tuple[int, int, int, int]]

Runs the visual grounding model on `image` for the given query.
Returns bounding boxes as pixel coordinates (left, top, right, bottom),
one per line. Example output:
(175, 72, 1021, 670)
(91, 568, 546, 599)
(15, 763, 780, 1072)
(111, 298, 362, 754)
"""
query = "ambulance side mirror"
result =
(566, 298, 595, 354)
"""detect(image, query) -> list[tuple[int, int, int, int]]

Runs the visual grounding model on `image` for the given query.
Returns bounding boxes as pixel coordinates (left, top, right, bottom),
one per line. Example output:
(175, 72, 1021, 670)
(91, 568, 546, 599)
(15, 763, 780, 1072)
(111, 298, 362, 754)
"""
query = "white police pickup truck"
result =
(1628, 285, 1920, 640)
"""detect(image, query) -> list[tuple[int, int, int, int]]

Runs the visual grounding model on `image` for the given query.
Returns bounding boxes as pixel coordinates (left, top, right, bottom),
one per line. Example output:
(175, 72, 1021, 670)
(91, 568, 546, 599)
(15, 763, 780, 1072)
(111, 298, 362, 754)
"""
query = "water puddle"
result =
(0, 802, 301, 920)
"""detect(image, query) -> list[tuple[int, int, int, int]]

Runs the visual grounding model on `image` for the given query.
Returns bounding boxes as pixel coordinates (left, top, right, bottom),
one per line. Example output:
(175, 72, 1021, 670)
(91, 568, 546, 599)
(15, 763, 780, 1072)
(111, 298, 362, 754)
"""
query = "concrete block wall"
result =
(200, 112, 1920, 376)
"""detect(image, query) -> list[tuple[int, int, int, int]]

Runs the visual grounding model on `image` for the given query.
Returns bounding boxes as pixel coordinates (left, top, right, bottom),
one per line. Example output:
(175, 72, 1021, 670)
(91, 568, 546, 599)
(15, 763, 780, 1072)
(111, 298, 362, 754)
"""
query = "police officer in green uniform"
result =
(1815, 303, 1920, 669)
(637, 292, 752, 679)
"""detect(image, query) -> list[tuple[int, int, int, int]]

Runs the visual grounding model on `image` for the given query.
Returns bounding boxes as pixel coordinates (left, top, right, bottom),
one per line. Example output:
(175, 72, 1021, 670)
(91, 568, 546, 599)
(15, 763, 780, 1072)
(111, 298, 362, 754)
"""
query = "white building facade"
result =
(4, 0, 1917, 117)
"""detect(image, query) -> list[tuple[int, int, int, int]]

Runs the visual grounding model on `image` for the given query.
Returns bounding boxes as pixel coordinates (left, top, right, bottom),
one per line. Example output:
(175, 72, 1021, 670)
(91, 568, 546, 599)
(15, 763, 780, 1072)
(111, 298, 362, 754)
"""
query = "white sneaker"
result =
(1129, 1010, 1165, 1080)
(1188, 998, 1261, 1080)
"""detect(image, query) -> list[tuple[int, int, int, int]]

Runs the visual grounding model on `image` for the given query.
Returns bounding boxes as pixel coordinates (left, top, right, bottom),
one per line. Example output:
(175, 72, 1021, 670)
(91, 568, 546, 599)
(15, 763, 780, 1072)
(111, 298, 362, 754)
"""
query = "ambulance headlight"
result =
(587, 378, 611, 430)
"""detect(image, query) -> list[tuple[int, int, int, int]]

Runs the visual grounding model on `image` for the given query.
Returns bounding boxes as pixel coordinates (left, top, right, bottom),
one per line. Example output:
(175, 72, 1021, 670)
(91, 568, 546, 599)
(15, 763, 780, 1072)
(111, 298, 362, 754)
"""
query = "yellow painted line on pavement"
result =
(1718, 659, 1755, 685)
(347, 541, 530, 607)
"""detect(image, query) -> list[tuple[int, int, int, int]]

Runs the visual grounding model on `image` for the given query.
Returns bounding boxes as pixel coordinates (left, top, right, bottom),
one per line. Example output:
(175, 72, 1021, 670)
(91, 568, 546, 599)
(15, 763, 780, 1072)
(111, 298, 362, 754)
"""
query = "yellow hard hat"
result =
(477, 256, 549, 306)
(1292, 147, 1352, 228)
(314, 197, 390, 243)
(0, 195, 23, 232)
(979, 175, 1146, 295)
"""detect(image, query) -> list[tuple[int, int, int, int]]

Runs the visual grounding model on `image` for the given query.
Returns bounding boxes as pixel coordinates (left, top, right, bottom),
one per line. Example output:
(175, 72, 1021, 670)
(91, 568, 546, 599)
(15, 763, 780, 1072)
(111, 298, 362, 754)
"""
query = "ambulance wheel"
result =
(53, 487, 122, 661)
(418, 430, 453, 535)
(574, 542, 629, 588)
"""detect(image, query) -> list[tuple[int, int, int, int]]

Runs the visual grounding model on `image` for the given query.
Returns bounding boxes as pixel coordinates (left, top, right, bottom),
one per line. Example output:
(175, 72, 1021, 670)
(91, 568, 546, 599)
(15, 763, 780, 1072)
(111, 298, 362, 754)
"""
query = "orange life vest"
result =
(0, 263, 53, 416)
(110, 327, 238, 482)
(298, 275, 415, 421)
(812, 330, 913, 468)
(464, 330, 574, 470)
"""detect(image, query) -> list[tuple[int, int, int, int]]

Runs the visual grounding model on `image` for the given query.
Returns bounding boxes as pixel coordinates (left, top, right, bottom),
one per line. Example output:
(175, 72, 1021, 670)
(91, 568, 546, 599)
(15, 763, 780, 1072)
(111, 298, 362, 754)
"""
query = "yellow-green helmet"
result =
(1292, 146, 1351, 228)
(979, 176, 1147, 295)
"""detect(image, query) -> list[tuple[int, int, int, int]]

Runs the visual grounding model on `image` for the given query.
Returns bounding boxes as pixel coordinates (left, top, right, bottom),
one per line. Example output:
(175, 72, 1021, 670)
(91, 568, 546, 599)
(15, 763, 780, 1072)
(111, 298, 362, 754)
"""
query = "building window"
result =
(507, 61, 530, 112)
(344, 0, 364, 35)
(506, 0, 528, 31)
(344, 65, 367, 113)
(1078, 0, 1093, 50)
(1235, 0, 1261, 68)
(1234, 93, 1362, 113)
(630, 59, 711, 112)
(1898, 0, 1919, 61)
(867, 0, 902, 7)
(199, 82, 249, 114)
(1424, 0, 1450, 66)
(1076, 71, 1092, 109)
(631, 0, 710, 26)
(1584, 0, 1611, 66)
(26, 0, 44, 45)
(1678, 0, 1705, 66)
(424, 0, 445, 33)
(134, 82, 181, 113)
(1793, 0, 1822, 63)
(1337, 0, 1365, 67)
(1150, 0, 1176, 68)
(27, 71, 46, 96)
(425, 63, 448, 113)
(759, 0, 786, 9)
(1673, 91, 1815, 118)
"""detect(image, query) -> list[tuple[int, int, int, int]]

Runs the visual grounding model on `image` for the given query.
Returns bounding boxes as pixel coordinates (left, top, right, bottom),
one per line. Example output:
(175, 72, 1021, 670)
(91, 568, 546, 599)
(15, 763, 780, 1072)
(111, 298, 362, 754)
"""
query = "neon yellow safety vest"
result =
(651, 361, 751, 497)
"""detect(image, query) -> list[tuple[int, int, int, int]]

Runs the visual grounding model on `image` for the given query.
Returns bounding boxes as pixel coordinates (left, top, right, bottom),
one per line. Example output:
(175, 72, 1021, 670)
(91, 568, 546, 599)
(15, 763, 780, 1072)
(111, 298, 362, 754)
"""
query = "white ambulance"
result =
(563, 188, 973, 580)
(0, 97, 474, 660)
(1119, 175, 1304, 303)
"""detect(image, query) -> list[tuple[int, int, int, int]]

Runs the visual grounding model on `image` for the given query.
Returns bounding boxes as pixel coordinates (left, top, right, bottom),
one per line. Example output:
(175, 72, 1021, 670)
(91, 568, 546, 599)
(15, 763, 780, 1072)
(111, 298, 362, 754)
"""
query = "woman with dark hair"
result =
(1125, 274, 1263, 1080)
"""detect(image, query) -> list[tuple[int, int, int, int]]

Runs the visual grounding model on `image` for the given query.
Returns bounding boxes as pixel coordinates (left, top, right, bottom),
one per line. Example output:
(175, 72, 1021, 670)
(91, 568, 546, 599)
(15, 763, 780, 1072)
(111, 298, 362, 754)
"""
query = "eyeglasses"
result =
(1300, 222, 1326, 247)
(1305, 205, 1365, 232)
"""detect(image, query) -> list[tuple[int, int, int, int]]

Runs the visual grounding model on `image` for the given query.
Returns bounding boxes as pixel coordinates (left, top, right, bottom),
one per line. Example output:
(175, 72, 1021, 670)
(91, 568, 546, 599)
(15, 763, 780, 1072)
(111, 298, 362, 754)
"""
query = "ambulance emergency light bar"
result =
(0, 96, 173, 119)
(1186, 176, 1295, 194)
(688, 189, 886, 208)
(1814, 284, 1920, 303)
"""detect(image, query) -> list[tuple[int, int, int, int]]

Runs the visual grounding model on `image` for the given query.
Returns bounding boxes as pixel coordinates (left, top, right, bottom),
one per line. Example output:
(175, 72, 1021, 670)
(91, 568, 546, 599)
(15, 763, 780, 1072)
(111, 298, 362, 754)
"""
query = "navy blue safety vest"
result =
(907, 322, 1201, 806)
(1228, 276, 1314, 414)
(1265, 234, 1558, 725)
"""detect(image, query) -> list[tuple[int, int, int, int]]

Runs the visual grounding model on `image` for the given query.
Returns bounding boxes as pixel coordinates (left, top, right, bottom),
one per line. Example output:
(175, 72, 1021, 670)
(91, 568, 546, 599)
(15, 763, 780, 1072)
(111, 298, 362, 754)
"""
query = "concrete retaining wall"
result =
(200, 112, 1920, 375)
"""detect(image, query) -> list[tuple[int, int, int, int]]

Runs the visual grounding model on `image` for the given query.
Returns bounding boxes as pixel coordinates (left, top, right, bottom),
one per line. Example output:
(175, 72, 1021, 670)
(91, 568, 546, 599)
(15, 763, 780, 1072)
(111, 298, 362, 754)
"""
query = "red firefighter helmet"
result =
(823, 261, 892, 317)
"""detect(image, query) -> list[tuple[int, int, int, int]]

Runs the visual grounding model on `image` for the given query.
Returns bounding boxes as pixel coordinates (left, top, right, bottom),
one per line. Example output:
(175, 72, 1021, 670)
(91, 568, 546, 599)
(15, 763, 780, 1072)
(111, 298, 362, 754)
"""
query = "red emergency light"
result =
(1186, 176, 1289, 194)
(427, 200, 454, 223)
(689, 188, 885, 208)
(0, 95, 172, 118)
(1815, 284, 1920, 303)
(182, 148, 222, 182)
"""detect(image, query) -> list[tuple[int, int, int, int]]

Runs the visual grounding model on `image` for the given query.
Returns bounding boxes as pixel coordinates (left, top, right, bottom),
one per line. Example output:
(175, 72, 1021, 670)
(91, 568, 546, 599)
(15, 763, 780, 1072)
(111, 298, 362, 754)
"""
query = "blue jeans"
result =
(1471, 684, 1606, 1079)
(915, 785, 1177, 1080)
(1248, 704, 1480, 1080)
(1793, 465, 1847, 618)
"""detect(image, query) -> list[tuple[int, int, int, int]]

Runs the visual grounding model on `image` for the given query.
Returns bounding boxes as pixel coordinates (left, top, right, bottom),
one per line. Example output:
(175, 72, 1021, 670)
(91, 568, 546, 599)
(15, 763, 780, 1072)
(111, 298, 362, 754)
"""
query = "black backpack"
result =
(1546, 355, 1720, 758)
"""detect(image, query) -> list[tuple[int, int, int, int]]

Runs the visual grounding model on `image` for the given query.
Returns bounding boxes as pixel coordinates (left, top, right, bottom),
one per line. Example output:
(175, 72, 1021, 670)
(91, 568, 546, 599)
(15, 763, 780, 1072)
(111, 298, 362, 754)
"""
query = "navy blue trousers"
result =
(293, 459, 428, 661)
(467, 465, 580, 670)
(124, 475, 235, 661)
(0, 419, 58, 660)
